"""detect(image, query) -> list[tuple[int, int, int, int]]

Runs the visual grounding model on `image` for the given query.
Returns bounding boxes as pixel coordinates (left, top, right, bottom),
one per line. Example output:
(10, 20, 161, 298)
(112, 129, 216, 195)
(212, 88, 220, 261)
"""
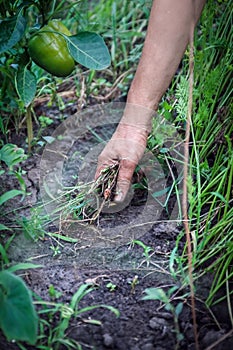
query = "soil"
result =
(0, 100, 233, 350)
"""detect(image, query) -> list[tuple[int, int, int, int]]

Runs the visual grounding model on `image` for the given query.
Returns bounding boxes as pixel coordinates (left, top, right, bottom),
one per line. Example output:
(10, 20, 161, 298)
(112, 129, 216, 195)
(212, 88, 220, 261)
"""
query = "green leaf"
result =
(66, 32, 111, 70)
(83, 319, 102, 325)
(78, 304, 120, 318)
(0, 271, 38, 344)
(47, 232, 79, 243)
(7, 263, 43, 273)
(70, 284, 94, 310)
(142, 287, 169, 303)
(175, 302, 183, 317)
(0, 11, 26, 54)
(0, 243, 9, 264)
(0, 143, 27, 169)
(0, 189, 24, 206)
(15, 66, 37, 107)
(152, 186, 171, 198)
(210, 191, 228, 205)
(0, 224, 12, 231)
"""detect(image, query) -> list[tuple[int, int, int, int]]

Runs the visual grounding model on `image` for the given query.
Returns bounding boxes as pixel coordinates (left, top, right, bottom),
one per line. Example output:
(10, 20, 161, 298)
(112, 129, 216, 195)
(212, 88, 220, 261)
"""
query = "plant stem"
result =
(182, 20, 199, 350)
(26, 105, 33, 153)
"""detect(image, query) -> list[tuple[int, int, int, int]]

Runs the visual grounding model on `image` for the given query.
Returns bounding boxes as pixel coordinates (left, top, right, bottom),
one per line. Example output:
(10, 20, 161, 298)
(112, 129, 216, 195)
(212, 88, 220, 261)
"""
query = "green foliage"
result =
(0, 271, 38, 344)
(142, 287, 184, 344)
(36, 283, 119, 349)
(0, 0, 111, 150)
(19, 208, 47, 241)
(106, 282, 117, 292)
(174, 75, 189, 123)
(0, 1, 110, 71)
(0, 143, 27, 170)
(188, 1, 233, 305)
(168, 1, 233, 307)
(15, 65, 37, 106)
(0, 234, 15, 267)
(0, 9, 26, 54)
(66, 32, 110, 70)
(145, 0, 233, 311)
(0, 143, 27, 231)
(130, 239, 153, 267)
(0, 189, 24, 206)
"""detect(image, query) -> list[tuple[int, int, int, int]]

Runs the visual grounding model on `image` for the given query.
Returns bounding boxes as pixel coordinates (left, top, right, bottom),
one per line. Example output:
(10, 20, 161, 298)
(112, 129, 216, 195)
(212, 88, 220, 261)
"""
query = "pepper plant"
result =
(0, 0, 111, 150)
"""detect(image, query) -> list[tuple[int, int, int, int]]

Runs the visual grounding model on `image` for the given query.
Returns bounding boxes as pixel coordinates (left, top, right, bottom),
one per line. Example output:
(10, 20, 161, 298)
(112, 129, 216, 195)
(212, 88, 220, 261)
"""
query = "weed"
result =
(48, 285, 63, 300)
(19, 208, 48, 241)
(106, 282, 117, 292)
(0, 143, 27, 230)
(129, 275, 139, 294)
(49, 244, 61, 257)
(32, 283, 119, 349)
(129, 239, 153, 267)
(186, 1, 233, 306)
(142, 286, 184, 349)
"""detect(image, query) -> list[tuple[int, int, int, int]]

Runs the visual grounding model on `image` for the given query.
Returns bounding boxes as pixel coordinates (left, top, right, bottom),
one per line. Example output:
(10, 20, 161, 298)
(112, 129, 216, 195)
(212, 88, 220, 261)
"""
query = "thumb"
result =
(114, 159, 136, 202)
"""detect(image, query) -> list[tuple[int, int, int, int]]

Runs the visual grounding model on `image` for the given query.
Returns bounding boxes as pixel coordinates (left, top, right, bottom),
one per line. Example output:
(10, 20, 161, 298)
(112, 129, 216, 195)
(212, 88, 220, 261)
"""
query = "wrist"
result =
(127, 90, 160, 111)
(120, 103, 155, 134)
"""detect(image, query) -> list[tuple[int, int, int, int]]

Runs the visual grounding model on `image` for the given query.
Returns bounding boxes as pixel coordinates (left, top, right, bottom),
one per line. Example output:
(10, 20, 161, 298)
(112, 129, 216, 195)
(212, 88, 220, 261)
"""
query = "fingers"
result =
(95, 157, 136, 202)
(114, 158, 136, 202)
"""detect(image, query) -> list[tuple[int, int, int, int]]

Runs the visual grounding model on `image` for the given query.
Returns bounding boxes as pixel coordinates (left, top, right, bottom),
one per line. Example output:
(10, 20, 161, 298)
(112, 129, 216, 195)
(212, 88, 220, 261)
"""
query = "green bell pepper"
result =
(28, 20, 75, 77)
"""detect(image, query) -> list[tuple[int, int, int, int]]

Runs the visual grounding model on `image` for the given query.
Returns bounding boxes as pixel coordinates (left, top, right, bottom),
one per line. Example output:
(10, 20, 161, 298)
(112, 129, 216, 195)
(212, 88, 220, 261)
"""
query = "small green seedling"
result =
(142, 286, 184, 349)
(130, 240, 154, 266)
(106, 282, 117, 292)
(50, 245, 61, 257)
(48, 285, 63, 300)
(128, 275, 139, 294)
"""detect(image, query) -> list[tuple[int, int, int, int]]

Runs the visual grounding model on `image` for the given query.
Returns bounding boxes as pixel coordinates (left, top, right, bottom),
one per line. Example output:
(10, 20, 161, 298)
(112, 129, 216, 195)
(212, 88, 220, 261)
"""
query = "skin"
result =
(95, 0, 206, 202)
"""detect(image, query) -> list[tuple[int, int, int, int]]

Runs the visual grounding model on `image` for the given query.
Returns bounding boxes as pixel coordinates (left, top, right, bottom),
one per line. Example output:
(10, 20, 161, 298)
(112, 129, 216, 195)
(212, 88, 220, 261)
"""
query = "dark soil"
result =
(0, 101, 232, 350)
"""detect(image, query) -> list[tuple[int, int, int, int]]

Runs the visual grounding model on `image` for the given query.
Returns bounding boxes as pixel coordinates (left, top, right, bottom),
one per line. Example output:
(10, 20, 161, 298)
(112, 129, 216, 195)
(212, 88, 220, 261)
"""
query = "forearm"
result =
(95, 0, 206, 201)
(127, 0, 206, 111)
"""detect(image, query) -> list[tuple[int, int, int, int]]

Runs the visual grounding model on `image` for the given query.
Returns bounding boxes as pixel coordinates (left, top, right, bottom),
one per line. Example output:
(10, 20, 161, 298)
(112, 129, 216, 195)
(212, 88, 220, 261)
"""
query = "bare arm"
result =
(96, 0, 206, 202)
(128, 0, 206, 111)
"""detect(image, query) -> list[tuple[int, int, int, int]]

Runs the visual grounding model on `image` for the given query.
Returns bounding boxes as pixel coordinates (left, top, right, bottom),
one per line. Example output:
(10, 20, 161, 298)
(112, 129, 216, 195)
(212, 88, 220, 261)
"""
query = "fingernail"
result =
(114, 190, 123, 202)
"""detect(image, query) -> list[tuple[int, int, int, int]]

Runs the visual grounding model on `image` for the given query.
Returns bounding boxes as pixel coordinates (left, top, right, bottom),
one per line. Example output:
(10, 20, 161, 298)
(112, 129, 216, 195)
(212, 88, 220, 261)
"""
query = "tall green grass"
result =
(173, 1, 233, 306)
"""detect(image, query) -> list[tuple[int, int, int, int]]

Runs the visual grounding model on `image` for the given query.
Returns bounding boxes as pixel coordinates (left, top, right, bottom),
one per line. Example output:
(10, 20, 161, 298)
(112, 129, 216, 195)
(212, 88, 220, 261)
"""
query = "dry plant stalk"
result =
(182, 18, 199, 350)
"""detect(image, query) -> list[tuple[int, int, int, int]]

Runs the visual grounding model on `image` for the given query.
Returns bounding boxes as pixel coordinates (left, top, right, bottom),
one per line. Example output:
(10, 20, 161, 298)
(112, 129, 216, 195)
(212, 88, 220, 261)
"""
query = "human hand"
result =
(95, 104, 154, 202)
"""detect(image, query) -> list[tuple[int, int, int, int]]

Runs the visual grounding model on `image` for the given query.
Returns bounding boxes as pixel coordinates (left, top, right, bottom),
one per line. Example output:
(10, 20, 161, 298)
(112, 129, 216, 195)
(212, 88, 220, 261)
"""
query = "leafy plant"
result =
(143, 0, 233, 324)
(130, 239, 153, 267)
(0, 270, 38, 344)
(0, 0, 111, 151)
(34, 283, 119, 349)
(142, 286, 184, 349)
(106, 282, 117, 292)
(0, 143, 27, 170)
(185, 1, 233, 306)
(0, 143, 27, 229)
(19, 207, 48, 241)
